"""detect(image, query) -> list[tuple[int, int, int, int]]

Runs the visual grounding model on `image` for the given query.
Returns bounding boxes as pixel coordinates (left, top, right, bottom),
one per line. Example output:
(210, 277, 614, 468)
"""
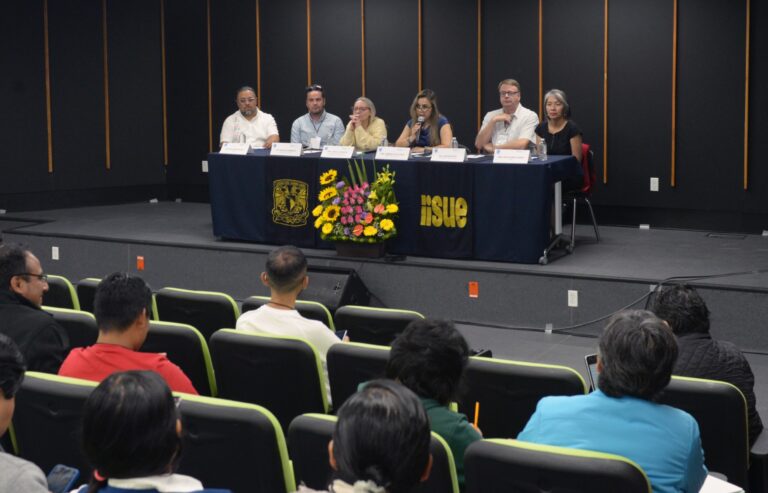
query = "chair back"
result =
(327, 342, 389, 409)
(209, 329, 328, 430)
(242, 296, 335, 330)
(659, 376, 749, 489)
(142, 321, 217, 396)
(333, 305, 424, 346)
(579, 143, 596, 194)
(76, 277, 102, 313)
(459, 357, 587, 438)
(44, 275, 80, 310)
(43, 306, 98, 349)
(287, 413, 459, 493)
(178, 394, 296, 493)
(13, 372, 97, 474)
(464, 439, 651, 493)
(155, 287, 239, 341)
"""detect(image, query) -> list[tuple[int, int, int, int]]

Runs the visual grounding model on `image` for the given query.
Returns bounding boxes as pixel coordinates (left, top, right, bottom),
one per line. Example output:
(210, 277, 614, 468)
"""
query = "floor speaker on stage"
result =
(302, 266, 370, 313)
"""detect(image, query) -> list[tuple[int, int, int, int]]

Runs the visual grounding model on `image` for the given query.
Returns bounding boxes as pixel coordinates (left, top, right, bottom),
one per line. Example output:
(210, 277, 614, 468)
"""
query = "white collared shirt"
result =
(481, 104, 539, 145)
(220, 109, 279, 147)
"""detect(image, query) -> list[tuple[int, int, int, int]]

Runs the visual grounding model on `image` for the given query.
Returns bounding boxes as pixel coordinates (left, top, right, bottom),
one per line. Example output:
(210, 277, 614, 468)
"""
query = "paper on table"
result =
(699, 474, 744, 493)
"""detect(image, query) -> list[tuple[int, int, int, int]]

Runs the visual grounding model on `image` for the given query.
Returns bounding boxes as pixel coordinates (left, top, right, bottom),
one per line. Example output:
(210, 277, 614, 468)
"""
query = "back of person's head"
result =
(598, 309, 678, 401)
(0, 333, 25, 400)
(332, 379, 431, 493)
(265, 245, 307, 294)
(0, 244, 31, 291)
(82, 371, 181, 490)
(385, 318, 469, 406)
(650, 283, 710, 335)
(94, 273, 152, 332)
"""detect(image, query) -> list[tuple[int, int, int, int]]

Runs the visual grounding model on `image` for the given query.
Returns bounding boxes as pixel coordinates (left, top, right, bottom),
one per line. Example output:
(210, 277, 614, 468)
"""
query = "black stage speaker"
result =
(302, 266, 370, 313)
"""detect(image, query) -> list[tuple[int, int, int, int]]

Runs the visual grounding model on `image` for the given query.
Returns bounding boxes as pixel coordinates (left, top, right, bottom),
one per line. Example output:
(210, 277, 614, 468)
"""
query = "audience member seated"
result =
(385, 318, 481, 488)
(75, 370, 229, 493)
(59, 273, 197, 394)
(652, 283, 763, 445)
(339, 97, 387, 152)
(236, 245, 343, 400)
(394, 89, 453, 153)
(0, 244, 69, 373)
(0, 334, 49, 492)
(518, 310, 707, 493)
(299, 379, 432, 493)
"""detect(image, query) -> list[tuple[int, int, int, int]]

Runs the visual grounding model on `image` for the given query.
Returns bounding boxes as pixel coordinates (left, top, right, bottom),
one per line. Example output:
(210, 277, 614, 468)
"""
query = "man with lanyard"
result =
(290, 84, 345, 148)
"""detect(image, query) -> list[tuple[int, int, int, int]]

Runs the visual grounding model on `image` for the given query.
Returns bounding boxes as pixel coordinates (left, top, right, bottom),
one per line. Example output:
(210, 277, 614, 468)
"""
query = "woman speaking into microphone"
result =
(395, 89, 453, 153)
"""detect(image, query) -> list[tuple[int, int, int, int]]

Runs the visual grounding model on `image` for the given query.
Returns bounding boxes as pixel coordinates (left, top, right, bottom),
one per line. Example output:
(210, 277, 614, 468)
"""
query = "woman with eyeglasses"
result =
(339, 97, 387, 152)
(395, 89, 453, 153)
(75, 371, 230, 493)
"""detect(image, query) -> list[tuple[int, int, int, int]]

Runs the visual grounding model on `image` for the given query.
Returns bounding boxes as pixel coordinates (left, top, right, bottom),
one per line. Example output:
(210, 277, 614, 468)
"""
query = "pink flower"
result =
(374, 204, 385, 214)
(362, 182, 369, 189)
(353, 224, 364, 236)
(354, 214, 361, 223)
(340, 216, 347, 225)
(356, 205, 363, 214)
(364, 214, 373, 224)
(357, 196, 364, 205)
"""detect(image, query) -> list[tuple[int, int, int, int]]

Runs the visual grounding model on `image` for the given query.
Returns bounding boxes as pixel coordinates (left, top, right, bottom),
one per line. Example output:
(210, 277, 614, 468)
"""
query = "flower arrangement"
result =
(313, 161, 398, 243)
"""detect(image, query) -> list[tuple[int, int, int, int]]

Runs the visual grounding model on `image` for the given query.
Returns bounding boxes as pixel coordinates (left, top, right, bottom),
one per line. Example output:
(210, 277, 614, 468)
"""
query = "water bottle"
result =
(381, 137, 389, 147)
(451, 137, 459, 149)
(539, 140, 548, 161)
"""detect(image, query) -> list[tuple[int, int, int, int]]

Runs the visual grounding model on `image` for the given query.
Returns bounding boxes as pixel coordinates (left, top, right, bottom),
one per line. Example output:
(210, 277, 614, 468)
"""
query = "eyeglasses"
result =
(305, 84, 324, 93)
(351, 106, 370, 113)
(415, 104, 432, 110)
(237, 97, 256, 104)
(14, 272, 48, 282)
(500, 91, 520, 97)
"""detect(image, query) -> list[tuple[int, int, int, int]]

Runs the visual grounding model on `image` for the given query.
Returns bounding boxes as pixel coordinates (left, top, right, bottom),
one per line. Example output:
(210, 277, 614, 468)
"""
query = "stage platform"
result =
(3, 200, 768, 416)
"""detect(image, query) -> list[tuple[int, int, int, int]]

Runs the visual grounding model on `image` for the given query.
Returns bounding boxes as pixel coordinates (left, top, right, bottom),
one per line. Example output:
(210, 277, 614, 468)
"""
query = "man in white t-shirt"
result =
(236, 245, 343, 401)
(475, 78, 539, 153)
(220, 86, 279, 149)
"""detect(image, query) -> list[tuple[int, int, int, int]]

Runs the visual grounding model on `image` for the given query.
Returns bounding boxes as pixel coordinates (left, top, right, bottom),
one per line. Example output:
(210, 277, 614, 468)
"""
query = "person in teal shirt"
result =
(385, 319, 481, 489)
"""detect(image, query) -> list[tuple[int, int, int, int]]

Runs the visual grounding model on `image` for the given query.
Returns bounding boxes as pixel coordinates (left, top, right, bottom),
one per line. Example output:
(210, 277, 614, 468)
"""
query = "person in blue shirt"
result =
(394, 89, 453, 153)
(518, 310, 708, 493)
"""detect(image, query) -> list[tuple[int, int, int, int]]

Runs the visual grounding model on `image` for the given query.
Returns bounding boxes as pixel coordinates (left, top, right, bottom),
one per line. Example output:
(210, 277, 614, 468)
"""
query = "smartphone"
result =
(336, 330, 348, 340)
(585, 353, 598, 392)
(47, 464, 80, 493)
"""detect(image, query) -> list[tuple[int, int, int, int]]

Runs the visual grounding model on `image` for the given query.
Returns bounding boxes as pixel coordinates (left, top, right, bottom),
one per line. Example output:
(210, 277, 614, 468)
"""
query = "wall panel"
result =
(744, 0, 768, 212)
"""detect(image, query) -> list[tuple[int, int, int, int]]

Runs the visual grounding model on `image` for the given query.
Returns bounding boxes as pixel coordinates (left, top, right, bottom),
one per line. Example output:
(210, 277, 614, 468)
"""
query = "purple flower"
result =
(343, 227, 350, 235)
(336, 181, 345, 189)
(332, 197, 341, 205)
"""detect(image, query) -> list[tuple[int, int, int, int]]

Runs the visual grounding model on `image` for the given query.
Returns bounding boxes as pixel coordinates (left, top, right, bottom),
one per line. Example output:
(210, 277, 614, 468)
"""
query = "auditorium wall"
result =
(1, 0, 765, 232)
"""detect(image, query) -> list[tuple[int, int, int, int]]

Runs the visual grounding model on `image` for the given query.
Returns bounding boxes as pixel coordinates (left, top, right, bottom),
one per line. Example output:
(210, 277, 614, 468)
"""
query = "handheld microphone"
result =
(416, 116, 425, 125)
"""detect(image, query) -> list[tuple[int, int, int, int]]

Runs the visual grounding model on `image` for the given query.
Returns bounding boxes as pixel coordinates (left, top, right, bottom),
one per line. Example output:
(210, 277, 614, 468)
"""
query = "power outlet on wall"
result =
(650, 177, 659, 192)
(568, 290, 579, 308)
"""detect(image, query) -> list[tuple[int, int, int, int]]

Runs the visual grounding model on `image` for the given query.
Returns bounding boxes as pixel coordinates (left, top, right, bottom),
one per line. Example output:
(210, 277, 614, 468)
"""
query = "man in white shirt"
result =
(220, 86, 279, 149)
(236, 245, 344, 400)
(475, 78, 539, 153)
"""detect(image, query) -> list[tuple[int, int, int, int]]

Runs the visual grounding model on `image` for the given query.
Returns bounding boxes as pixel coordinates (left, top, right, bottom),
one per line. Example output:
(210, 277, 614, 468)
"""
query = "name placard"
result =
(270, 142, 303, 157)
(219, 143, 251, 155)
(493, 149, 530, 164)
(431, 148, 467, 163)
(375, 146, 411, 161)
(321, 145, 355, 159)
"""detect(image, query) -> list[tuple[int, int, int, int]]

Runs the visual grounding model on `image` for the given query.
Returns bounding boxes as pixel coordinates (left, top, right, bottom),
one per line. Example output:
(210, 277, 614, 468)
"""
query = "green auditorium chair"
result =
(326, 342, 389, 409)
(43, 306, 98, 349)
(12, 372, 97, 475)
(142, 320, 217, 396)
(209, 329, 329, 431)
(333, 305, 424, 346)
(75, 277, 102, 313)
(659, 375, 751, 490)
(464, 439, 651, 493)
(155, 287, 240, 341)
(177, 394, 296, 493)
(43, 274, 80, 310)
(459, 357, 588, 439)
(287, 413, 459, 493)
(242, 295, 336, 330)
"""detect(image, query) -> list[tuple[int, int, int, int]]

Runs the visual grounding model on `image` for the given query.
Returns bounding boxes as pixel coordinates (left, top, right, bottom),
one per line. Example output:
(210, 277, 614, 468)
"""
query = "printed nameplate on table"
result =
(493, 149, 531, 164)
(321, 145, 355, 159)
(219, 143, 251, 155)
(431, 148, 467, 163)
(270, 142, 303, 157)
(375, 146, 411, 161)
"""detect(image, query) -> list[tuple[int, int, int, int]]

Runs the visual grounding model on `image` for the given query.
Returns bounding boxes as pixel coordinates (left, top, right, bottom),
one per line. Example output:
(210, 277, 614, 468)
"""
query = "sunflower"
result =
(380, 219, 394, 231)
(314, 216, 324, 229)
(318, 186, 338, 201)
(322, 205, 341, 222)
(312, 205, 324, 217)
(322, 223, 334, 235)
(319, 169, 338, 185)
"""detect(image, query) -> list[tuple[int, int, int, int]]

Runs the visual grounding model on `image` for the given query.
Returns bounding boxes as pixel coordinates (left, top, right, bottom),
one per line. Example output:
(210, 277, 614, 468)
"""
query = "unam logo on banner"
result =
(420, 195, 468, 228)
(272, 179, 309, 227)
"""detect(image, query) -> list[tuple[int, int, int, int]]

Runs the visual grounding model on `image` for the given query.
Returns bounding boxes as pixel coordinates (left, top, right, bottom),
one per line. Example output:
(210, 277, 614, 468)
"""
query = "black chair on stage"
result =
(242, 295, 335, 330)
(464, 439, 650, 493)
(333, 305, 424, 346)
(44, 274, 80, 310)
(209, 329, 329, 431)
(43, 306, 98, 349)
(326, 342, 389, 410)
(458, 356, 588, 439)
(142, 320, 217, 396)
(287, 413, 459, 493)
(155, 287, 239, 341)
